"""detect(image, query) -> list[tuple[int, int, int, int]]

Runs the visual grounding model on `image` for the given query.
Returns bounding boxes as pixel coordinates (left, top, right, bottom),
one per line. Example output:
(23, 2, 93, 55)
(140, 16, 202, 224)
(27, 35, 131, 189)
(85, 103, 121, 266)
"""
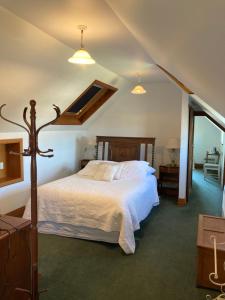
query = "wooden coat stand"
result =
(0, 100, 60, 300)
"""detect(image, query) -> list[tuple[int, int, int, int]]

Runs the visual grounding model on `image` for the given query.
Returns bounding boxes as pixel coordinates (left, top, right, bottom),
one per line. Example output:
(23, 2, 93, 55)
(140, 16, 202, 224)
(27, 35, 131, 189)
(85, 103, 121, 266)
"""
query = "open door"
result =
(186, 106, 195, 200)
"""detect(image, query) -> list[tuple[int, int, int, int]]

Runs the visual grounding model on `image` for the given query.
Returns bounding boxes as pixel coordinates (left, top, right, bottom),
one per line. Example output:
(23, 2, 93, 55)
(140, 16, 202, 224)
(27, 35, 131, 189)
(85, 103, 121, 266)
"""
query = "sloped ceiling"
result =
(0, 0, 166, 83)
(106, 0, 225, 117)
(0, 0, 224, 132)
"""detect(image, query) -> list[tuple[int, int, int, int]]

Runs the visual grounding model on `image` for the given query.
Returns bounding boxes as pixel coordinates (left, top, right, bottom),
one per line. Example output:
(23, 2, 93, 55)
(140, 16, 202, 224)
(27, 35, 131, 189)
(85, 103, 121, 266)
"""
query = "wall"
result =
(178, 92, 189, 201)
(193, 117, 222, 164)
(0, 81, 182, 213)
(86, 82, 182, 172)
(0, 130, 87, 214)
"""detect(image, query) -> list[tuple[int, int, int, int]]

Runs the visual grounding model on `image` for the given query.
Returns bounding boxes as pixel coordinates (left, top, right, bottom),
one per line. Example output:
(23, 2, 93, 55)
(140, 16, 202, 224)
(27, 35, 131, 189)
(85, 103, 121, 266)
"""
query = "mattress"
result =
(23, 174, 159, 254)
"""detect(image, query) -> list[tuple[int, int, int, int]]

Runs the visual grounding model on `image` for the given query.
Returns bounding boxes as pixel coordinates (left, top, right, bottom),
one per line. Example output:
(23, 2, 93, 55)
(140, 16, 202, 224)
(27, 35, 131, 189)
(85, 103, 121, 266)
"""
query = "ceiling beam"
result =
(157, 65, 193, 94)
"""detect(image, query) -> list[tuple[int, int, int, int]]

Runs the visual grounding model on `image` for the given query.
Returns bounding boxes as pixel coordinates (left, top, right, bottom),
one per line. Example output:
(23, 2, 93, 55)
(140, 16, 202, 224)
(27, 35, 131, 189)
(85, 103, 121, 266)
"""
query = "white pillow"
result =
(86, 160, 123, 180)
(78, 160, 155, 180)
(94, 163, 120, 181)
(119, 160, 155, 180)
(77, 162, 99, 177)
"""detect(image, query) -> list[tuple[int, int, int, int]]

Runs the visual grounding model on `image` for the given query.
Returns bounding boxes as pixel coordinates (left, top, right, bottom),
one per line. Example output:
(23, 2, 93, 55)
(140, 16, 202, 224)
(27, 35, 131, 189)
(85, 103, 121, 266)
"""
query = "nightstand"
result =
(158, 165, 179, 196)
(80, 159, 91, 169)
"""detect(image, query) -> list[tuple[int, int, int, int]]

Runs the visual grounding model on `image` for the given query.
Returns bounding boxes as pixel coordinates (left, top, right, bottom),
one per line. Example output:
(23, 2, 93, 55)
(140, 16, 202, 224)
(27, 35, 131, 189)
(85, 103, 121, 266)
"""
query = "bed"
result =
(23, 136, 159, 254)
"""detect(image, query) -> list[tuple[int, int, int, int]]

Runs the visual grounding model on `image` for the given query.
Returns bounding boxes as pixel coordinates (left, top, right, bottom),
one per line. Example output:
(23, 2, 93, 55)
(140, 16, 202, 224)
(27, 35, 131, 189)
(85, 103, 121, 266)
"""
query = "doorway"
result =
(190, 115, 224, 213)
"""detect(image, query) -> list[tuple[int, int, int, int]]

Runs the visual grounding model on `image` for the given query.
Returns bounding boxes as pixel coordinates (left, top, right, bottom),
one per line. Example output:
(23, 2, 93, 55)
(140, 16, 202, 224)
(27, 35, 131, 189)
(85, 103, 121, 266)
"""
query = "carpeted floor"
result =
(39, 170, 223, 300)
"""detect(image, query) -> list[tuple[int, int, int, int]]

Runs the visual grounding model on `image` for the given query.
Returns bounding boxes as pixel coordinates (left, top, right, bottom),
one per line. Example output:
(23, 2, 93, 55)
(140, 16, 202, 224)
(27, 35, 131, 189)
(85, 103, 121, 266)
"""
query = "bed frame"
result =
(96, 136, 156, 166)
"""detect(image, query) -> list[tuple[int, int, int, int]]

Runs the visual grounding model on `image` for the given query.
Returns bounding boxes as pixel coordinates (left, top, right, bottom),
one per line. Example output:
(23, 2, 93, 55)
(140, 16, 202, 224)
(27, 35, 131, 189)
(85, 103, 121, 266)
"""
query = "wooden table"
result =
(197, 214, 225, 290)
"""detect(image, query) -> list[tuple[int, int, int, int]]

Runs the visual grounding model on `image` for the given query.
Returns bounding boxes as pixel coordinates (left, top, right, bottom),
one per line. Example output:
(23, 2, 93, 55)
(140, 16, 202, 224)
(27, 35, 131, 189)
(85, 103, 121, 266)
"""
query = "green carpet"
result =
(39, 170, 223, 300)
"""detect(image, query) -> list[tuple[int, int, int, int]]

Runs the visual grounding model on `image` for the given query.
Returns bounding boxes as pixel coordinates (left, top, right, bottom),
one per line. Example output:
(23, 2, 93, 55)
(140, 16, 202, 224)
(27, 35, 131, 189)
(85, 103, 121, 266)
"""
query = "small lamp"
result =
(131, 74, 146, 95)
(166, 138, 180, 166)
(131, 84, 146, 95)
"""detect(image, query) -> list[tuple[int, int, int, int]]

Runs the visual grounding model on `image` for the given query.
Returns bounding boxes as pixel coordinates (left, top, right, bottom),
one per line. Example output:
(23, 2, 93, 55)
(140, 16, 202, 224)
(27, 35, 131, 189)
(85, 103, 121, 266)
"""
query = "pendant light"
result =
(131, 75, 146, 94)
(68, 25, 95, 65)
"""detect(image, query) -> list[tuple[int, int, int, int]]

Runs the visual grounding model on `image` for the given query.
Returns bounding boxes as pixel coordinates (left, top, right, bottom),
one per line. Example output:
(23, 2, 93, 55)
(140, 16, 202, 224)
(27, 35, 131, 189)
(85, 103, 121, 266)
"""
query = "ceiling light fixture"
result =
(131, 75, 146, 95)
(68, 25, 95, 65)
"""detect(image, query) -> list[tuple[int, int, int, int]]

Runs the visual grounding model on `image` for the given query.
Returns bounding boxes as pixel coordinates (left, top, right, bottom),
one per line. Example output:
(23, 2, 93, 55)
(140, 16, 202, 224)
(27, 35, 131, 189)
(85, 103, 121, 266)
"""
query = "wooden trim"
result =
(194, 111, 225, 132)
(186, 106, 195, 201)
(96, 136, 155, 144)
(157, 65, 193, 94)
(6, 206, 25, 218)
(193, 111, 205, 116)
(177, 198, 187, 206)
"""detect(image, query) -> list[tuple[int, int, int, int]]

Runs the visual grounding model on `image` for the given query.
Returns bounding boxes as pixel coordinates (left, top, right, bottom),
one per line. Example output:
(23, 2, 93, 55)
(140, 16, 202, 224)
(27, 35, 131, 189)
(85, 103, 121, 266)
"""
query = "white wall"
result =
(0, 81, 182, 213)
(86, 82, 182, 173)
(0, 130, 87, 214)
(178, 92, 189, 200)
(193, 117, 222, 164)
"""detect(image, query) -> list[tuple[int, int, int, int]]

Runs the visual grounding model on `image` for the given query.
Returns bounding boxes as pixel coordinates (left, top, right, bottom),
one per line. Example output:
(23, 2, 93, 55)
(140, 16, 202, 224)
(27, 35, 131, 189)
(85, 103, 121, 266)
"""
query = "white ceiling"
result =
(106, 0, 225, 117)
(0, 0, 168, 83)
(1, 0, 225, 119)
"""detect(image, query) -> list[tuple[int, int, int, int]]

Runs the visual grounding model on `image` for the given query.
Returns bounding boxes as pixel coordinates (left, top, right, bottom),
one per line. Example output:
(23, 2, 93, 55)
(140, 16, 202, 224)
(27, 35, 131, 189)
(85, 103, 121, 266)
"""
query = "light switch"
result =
(0, 162, 4, 170)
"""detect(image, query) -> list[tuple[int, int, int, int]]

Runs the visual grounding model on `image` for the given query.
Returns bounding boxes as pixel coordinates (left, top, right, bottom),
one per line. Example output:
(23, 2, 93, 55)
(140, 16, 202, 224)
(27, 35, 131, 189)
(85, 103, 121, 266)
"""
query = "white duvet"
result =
(24, 174, 159, 254)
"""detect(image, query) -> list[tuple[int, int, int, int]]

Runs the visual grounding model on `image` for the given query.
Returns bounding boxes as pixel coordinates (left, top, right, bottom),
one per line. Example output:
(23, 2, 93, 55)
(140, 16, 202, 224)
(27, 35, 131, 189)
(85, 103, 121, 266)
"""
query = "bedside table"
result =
(158, 165, 179, 196)
(80, 159, 91, 169)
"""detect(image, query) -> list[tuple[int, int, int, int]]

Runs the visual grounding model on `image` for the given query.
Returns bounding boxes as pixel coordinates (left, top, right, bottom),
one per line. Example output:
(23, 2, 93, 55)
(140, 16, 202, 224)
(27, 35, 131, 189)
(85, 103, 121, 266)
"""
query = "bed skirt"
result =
(38, 221, 120, 244)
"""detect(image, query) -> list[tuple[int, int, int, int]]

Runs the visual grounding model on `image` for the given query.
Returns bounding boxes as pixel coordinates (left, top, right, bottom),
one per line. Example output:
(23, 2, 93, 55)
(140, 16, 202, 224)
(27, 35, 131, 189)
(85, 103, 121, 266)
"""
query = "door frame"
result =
(186, 110, 225, 198)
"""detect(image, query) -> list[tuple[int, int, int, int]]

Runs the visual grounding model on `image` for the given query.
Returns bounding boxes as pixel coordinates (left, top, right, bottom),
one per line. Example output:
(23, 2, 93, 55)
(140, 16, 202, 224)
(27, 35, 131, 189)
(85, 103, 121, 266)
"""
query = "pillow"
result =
(93, 163, 120, 181)
(77, 162, 99, 177)
(86, 160, 123, 180)
(119, 160, 155, 180)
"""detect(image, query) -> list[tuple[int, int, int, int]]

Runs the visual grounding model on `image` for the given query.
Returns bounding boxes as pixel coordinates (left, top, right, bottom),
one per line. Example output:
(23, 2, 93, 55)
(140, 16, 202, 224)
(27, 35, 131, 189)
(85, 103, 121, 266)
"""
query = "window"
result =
(54, 80, 118, 125)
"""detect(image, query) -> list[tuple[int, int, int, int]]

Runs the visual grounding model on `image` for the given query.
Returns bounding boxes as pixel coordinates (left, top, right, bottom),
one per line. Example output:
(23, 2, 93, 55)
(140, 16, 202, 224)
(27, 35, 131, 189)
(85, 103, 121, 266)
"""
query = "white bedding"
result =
(23, 174, 159, 254)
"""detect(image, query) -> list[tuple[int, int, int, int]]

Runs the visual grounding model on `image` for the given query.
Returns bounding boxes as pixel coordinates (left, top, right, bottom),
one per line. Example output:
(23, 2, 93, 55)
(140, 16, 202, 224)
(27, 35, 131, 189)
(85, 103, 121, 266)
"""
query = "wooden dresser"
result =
(197, 214, 225, 290)
(0, 216, 31, 300)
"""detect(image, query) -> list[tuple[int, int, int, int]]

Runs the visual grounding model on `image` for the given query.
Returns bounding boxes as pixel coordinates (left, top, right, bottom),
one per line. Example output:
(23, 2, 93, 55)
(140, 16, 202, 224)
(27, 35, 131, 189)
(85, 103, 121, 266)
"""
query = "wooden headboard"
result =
(96, 136, 156, 166)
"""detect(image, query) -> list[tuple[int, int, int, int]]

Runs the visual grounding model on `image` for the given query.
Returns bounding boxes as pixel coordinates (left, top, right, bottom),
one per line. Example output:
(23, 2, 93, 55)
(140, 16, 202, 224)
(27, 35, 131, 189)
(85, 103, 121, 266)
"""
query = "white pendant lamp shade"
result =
(68, 25, 95, 65)
(131, 84, 146, 95)
(68, 49, 95, 64)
